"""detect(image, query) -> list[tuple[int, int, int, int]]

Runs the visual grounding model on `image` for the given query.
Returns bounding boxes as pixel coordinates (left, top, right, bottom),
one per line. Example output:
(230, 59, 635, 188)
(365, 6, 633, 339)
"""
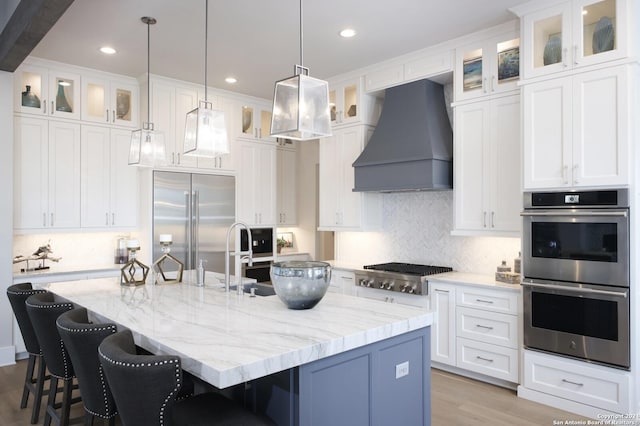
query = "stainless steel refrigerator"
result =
(153, 171, 235, 273)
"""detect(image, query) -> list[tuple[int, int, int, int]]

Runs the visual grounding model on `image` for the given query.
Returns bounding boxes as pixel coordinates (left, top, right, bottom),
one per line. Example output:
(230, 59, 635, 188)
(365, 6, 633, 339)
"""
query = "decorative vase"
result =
(55, 83, 72, 112)
(116, 92, 130, 119)
(21, 85, 40, 108)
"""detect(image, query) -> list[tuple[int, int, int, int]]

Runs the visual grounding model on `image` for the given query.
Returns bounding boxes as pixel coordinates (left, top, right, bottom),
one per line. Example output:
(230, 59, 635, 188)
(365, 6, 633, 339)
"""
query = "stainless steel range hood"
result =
(352, 79, 453, 192)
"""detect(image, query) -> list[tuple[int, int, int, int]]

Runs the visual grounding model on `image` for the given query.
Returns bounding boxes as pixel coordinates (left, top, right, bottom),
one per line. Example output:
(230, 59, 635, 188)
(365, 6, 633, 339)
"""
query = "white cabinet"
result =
(329, 77, 381, 127)
(430, 282, 457, 366)
(276, 146, 297, 226)
(238, 102, 274, 141)
(453, 95, 521, 236)
(80, 125, 138, 228)
(328, 269, 356, 295)
(514, 0, 630, 79)
(523, 65, 629, 189)
(14, 117, 81, 230)
(82, 75, 139, 127)
(430, 280, 520, 383)
(523, 349, 631, 414)
(455, 31, 520, 101)
(237, 140, 276, 226)
(318, 125, 382, 231)
(15, 63, 81, 120)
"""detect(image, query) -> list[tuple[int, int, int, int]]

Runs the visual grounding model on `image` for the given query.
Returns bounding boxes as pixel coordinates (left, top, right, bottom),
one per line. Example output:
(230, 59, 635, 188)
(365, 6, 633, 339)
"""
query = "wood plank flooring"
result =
(0, 359, 586, 425)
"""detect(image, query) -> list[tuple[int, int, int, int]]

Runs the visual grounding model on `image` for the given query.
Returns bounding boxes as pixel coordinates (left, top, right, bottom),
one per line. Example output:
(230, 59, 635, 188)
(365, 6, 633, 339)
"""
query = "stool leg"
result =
(84, 412, 93, 426)
(21, 353, 36, 408)
(60, 378, 73, 426)
(44, 376, 58, 426)
(30, 355, 47, 424)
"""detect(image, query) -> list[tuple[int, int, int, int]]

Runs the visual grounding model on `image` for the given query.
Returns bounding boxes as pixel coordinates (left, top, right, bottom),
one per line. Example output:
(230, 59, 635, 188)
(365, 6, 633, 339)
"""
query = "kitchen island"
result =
(45, 274, 433, 426)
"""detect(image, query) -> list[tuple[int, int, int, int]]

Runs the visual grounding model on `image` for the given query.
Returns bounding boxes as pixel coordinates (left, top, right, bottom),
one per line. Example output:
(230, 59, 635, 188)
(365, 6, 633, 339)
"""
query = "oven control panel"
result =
(354, 272, 428, 296)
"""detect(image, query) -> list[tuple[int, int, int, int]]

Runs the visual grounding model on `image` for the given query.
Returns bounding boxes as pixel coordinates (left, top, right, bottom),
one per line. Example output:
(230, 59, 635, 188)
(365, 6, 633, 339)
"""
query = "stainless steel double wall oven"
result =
(240, 227, 274, 283)
(521, 189, 630, 369)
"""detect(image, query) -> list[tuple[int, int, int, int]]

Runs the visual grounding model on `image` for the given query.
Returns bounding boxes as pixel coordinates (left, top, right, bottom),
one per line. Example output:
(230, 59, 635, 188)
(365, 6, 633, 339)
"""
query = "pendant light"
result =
(129, 17, 166, 167)
(270, 0, 331, 141)
(183, 0, 229, 158)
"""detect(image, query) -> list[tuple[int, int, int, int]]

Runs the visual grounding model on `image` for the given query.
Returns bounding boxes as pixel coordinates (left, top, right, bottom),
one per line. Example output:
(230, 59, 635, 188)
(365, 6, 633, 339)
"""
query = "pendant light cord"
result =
(299, 0, 303, 67)
(146, 19, 151, 125)
(204, 0, 208, 102)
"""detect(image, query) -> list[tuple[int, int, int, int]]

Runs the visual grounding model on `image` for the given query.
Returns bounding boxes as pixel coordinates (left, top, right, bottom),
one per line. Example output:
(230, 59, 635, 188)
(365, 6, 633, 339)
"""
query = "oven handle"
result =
(520, 211, 627, 217)
(522, 281, 628, 298)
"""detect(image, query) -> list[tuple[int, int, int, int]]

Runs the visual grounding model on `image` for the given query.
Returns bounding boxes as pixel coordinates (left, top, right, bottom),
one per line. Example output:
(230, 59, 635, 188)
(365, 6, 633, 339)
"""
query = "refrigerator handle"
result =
(186, 190, 193, 270)
(193, 190, 200, 267)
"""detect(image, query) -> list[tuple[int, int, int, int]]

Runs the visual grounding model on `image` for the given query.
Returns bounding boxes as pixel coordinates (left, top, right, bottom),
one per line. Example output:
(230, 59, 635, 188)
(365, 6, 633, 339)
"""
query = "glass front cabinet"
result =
(455, 31, 521, 102)
(82, 75, 139, 128)
(15, 64, 81, 120)
(518, 0, 628, 79)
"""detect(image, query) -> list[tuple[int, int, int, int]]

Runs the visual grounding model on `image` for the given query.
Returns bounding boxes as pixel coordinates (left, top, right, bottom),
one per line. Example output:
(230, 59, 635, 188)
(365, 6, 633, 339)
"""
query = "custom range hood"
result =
(352, 79, 453, 192)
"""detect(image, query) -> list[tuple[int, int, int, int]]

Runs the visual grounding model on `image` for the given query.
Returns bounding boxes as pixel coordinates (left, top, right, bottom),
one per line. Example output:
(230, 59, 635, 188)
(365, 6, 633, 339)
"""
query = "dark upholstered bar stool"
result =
(56, 308, 118, 426)
(26, 292, 81, 426)
(6, 283, 49, 424)
(98, 330, 274, 426)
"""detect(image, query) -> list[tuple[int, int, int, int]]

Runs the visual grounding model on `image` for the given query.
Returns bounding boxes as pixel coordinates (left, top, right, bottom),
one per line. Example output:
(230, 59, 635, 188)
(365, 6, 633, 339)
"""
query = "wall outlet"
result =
(395, 361, 409, 379)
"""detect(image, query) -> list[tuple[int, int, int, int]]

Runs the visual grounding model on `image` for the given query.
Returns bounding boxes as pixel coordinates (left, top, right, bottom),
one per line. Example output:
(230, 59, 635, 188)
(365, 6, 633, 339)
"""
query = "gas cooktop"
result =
(356, 262, 453, 295)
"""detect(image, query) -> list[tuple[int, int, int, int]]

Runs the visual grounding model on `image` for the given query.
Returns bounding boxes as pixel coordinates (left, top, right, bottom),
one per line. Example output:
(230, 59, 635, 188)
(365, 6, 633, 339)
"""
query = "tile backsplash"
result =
(335, 191, 521, 275)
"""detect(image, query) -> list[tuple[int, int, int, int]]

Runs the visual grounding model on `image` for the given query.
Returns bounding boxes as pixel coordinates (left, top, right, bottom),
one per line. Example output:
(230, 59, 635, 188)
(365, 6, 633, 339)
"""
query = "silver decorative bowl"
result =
(270, 261, 331, 310)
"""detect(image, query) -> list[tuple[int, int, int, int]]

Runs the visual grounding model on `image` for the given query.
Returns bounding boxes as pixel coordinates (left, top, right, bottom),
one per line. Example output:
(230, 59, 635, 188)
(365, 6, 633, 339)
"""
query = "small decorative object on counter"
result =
(13, 241, 61, 272)
(514, 251, 521, 274)
(152, 234, 184, 285)
(121, 240, 149, 286)
(196, 259, 206, 287)
(114, 237, 128, 264)
(270, 261, 331, 310)
(495, 260, 520, 284)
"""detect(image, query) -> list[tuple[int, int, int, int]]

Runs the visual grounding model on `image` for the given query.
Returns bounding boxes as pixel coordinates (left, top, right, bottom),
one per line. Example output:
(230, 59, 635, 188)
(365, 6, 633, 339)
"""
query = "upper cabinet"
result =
(15, 64, 81, 120)
(515, 0, 630, 79)
(81, 75, 139, 128)
(238, 102, 274, 141)
(277, 143, 298, 226)
(329, 77, 381, 128)
(237, 140, 277, 226)
(455, 31, 520, 102)
(522, 65, 630, 189)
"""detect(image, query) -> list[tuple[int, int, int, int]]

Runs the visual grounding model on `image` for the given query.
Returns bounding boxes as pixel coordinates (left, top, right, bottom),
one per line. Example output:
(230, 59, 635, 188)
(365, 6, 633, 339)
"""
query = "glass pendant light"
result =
(270, 0, 331, 141)
(183, 0, 229, 158)
(129, 17, 166, 167)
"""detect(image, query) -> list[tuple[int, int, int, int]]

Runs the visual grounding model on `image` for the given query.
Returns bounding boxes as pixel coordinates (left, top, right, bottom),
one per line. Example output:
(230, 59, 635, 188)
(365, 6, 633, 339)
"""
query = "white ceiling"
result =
(29, 0, 530, 100)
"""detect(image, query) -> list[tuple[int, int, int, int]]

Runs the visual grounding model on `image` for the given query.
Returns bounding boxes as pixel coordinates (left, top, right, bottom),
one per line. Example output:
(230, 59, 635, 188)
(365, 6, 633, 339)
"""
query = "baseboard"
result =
(431, 362, 518, 390)
(0, 345, 16, 367)
(517, 385, 619, 420)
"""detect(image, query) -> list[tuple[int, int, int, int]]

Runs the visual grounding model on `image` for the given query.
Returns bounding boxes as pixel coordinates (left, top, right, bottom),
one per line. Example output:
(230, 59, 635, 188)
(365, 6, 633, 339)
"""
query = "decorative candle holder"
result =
(152, 235, 184, 285)
(120, 240, 149, 286)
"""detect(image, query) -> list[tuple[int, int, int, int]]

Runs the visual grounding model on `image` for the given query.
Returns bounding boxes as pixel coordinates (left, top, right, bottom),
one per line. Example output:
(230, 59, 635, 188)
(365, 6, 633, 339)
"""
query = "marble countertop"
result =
(45, 273, 433, 389)
(14, 263, 122, 281)
(428, 271, 521, 291)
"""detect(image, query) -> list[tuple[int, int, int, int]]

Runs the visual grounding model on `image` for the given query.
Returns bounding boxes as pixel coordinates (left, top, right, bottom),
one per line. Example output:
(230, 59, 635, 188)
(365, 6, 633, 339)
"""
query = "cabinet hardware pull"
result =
(476, 324, 494, 330)
(43, 213, 46, 227)
(574, 45, 578, 65)
(43, 100, 47, 114)
(105, 213, 109, 226)
(563, 165, 569, 184)
(172, 152, 175, 165)
(491, 75, 496, 92)
(562, 48, 568, 67)
(475, 298, 494, 304)
(476, 356, 494, 363)
(483, 77, 488, 94)
(562, 378, 584, 387)
(483, 212, 487, 228)
(573, 164, 579, 184)
(112, 110, 116, 123)
(50, 213, 54, 226)
(51, 101, 54, 115)
(106, 109, 109, 122)
(177, 153, 181, 164)
(491, 211, 495, 228)
(521, 211, 628, 218)
(112, 213, 115, 226)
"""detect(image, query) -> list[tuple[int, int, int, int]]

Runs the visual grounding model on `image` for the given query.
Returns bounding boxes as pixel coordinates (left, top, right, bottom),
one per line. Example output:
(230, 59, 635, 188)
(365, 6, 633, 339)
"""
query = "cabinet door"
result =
(14, 117, 48, 229)
(277, 148, 297, 225)
(488, 95, 521, 232)
(337, 126, 363, 228)
(330, 80, 359, 126)
(49, 71, 81, 120)
(256, 143, 277, 225)
(173, 86, 199, 168)
(80, 125, 111, 227)
(15, 65, 49, 115)
(573, 0, 626, 68)
(237, 142, 258, 224)
(318, 136, 339, 227)
(48, 121, 81, 228)
(110, 128, 138, 227)
(454, 102, 489, 231)
(111, 80, 138, 128)
(150, 81, 176, 165)
(572, 66, 628, 187)
(83, 76, 111, 124)
(237, 141, 276, 225)
(430, 283, 456, 366)
(523, 77, 572, 189)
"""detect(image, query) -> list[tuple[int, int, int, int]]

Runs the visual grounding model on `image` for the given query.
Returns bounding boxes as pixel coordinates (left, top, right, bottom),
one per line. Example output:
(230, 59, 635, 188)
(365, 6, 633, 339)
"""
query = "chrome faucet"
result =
(224, 222, 253, 294)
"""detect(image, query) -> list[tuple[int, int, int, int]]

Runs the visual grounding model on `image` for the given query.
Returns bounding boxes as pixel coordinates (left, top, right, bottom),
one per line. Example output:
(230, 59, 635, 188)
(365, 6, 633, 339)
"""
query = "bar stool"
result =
(56, 308, 118, 426)
(6, 283, 48, 424)
(98, 330, 274, 426)
(26, 292, 81, 426)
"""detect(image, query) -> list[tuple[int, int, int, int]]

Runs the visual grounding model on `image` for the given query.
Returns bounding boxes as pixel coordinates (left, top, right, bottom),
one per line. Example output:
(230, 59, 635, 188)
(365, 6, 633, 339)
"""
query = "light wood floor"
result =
(0, 359, 586, 425)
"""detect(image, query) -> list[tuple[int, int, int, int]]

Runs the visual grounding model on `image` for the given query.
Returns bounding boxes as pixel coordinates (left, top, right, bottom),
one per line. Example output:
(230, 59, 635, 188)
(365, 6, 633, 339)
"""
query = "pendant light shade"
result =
(271, 66, 331, 140)
(270, 0, 331, 141)
(183, 0, 229, 157)
(129, 16, 166, 167)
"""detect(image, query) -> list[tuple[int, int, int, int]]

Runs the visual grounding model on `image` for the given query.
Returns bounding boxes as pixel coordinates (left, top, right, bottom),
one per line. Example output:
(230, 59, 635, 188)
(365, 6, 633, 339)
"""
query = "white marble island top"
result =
(45, 274, 433, 389)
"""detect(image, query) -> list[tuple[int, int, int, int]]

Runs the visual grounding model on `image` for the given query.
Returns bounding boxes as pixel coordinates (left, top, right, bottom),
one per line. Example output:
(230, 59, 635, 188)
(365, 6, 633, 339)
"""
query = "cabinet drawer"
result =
(456, 307, 517, 349)
(523, 350, 630, 413)
(456, 286, 519, 314)
(456, 338, 518, 382)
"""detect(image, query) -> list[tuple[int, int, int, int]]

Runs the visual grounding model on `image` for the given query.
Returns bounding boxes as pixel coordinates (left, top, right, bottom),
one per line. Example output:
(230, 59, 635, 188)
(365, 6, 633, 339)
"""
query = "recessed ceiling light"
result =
(339, 28, 356, 38)
(100, 46, 116, 55)
(225, 77, 237, 84)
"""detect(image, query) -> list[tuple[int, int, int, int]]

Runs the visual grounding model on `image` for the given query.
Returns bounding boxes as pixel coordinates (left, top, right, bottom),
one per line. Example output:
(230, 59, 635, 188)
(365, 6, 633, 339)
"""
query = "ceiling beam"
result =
(0, 0, 74, 72)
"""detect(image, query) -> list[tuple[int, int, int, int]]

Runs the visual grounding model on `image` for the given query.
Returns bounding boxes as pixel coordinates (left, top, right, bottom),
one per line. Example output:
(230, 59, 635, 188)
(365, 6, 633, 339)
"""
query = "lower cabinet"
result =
(430, 279, 520, 384)
(522, 349, 631, 414)
(328, 269, 355, 295)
